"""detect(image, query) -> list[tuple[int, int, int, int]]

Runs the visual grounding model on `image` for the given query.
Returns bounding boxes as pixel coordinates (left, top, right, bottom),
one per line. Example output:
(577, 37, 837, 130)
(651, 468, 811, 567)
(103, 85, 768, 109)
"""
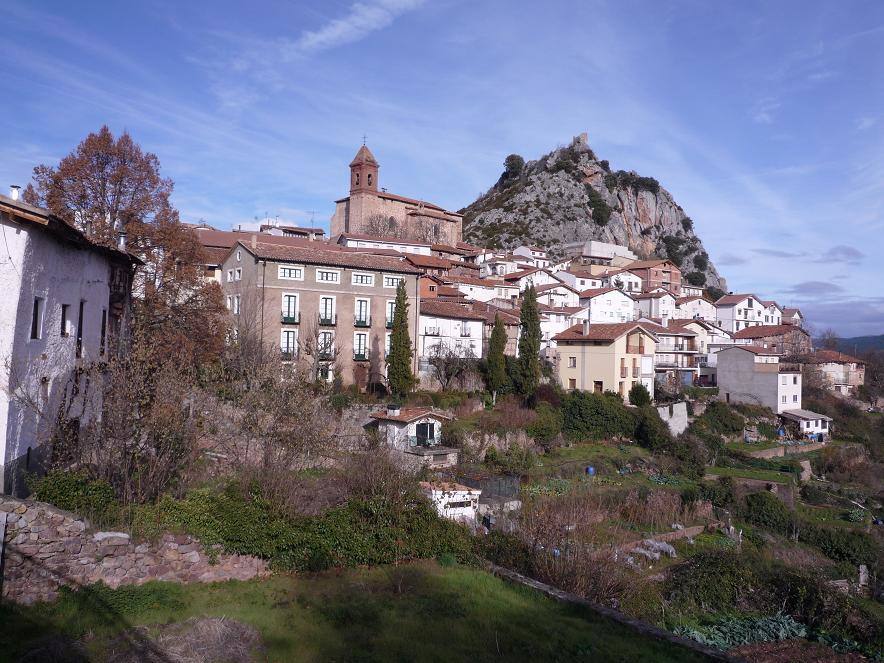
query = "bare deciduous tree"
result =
(426, 343, 477, 391)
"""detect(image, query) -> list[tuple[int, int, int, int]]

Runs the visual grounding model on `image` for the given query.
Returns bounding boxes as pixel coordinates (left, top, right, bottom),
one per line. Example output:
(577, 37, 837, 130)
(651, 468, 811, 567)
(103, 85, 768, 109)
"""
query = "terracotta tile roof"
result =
(553, 322, 655, 342)
(783, 307, 802, 317)
(337, 232, 432, 248)
(675, 296, 706, 305)
(632, 291, 674, 300)
(535, 282, 578, 294)
(804, 349, 864, 365)
(759, 300, 781, 309)
(192, 228, 316, 250)
(469, 301, 520, 325)
(714, 293, 758, 306)
(624, 259, 674, 270)
(637, 320, 697, 336)
(721, 345, 778, 356)
(242, 241, 421, 274)
(420, 299, 487, 320)
(259, 223, 324, 235)
(201, 246, 232, 267)
(503, 267, 542, 281)
(370, 407, 452, 423)
(405, 254, 452, 269)
(733, 324, 809, 339)
(436, 286, 466, 298)
(578, 287, 619, 298)
(538, 304, 585, 314)
(349, 144, 378, 166)
(445, 275, 511, 288)
(432, 243, 471, 255)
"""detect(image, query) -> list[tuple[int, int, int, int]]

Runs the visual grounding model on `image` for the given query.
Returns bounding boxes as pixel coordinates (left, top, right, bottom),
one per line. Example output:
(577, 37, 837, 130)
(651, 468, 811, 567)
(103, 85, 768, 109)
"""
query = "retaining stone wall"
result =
(0, 497, 269, 605)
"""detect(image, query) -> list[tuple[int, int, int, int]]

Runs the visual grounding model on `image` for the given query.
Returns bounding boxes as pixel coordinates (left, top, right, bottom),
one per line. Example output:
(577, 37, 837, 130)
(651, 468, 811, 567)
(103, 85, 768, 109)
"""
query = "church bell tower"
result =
(349, 144, 379, 194)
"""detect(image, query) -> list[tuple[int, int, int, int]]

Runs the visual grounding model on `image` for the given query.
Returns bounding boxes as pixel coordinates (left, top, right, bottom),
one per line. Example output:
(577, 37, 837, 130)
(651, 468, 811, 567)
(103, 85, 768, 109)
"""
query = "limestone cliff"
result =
(461, 135, 727, 294)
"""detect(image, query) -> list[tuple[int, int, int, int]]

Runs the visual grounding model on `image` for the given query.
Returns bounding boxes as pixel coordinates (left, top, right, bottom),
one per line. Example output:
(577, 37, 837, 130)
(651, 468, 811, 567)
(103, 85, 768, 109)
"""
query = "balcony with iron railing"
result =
(425, 327, 441, 336)
(407, 435, 441, 448)
(620, 366, 628, 378)
(460, 328, 472, 337)
(318, 349, 335, 361)
(281, 349, 297, 361)
(386, 318, 394, 329)
(318, 313, 337, 326)
(354, 316, 371, 328)
(281, 312, 300, 324)
(353, 350, 370, 361)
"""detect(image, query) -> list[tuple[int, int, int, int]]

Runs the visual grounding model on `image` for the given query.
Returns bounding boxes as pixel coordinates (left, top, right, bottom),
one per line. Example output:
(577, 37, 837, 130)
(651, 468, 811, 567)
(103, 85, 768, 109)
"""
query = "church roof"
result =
(349, 144, 378, 167)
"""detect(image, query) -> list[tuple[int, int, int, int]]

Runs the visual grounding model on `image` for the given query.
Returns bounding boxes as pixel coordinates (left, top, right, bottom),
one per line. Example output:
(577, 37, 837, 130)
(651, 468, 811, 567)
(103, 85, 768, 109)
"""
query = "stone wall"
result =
(0, 497, 269, 605)
(656, 401, 689, 437)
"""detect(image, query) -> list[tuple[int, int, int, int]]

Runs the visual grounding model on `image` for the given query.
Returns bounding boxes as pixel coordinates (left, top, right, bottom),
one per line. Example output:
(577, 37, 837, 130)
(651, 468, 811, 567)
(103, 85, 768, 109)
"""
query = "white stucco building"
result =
(418, 300, 484, 363)
(555, 269, 603, 292)
(420, 481, 482, 522)
(512, 245, 551, 269)
(599, 268, 643, 294)
(716, 346, 802, 414)
(714, 294, 766, 333)
(503, 267, 561, 291)
(336, 232, 432, 255)
(1, 192, 137, 494)
(445, 276, 517, 302)
(534, 282, 580, 307)
(633, 291, 676, 320)
(539, 305, 589, 359)
(367, 407, 458, 469)
(673, 295, 716, 322)
(578, 288, 636, 323)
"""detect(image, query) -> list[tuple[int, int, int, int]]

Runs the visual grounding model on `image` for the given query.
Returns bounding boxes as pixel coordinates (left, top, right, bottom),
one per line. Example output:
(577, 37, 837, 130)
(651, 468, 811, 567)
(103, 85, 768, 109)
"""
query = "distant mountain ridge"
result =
(461, 134, 727, 294)
(831, 335, 884, 354)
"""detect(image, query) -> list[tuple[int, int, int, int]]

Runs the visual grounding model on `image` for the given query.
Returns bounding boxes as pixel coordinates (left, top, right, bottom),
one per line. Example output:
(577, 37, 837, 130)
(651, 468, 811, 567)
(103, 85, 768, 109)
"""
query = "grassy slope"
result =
(0, 561, 708, 663)
(705, 466, 793, 484)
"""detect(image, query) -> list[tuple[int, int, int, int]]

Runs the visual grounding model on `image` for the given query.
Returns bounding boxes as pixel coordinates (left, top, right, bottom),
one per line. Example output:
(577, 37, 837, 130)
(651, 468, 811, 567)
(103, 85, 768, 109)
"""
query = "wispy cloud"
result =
(856, 116, 876, 131)
(295, 0, 426, 54)
(814, 244, 864, 264)
(785, 280, 844, 297)
(753, 248, 807, 258)
(717, 253, 748, 266)
(751, 97, 781, 124)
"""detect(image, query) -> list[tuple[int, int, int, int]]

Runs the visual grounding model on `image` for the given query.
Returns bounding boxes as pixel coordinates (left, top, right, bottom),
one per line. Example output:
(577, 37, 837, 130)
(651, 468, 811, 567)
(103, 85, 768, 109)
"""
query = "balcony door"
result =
(355, 299, 369, 325)
(282, 294, 298, 319)
(320, 297, 335, 322)
(416, 422, 435, 446)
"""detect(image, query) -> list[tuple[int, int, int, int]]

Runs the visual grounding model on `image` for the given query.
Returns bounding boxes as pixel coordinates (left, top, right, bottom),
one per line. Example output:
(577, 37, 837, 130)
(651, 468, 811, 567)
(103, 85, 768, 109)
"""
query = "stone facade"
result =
(0, 497, 268, 605)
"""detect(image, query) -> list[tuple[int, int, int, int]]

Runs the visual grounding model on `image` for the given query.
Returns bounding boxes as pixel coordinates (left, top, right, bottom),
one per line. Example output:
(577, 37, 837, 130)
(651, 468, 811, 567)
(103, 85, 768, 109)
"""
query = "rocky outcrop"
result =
(0, 497, 269, 605)
(462, 134, 727, 293)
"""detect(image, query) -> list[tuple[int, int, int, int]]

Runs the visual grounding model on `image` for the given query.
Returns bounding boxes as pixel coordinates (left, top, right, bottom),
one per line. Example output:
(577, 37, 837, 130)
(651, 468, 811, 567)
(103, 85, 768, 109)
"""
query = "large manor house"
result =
(330, 144, 463, 245)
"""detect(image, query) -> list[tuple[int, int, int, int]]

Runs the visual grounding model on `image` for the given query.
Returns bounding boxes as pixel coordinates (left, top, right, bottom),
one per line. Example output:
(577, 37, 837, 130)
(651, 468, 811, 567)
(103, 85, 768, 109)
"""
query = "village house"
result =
(577, 288, 636, 323)
(444, 275, 518, 303)
(330, 144, 463, 245)
(335, 232, 432, 255)
(366, 406, 458, 469)
(632, 291, 676, 320)
(714, 293, 766, 333)
(417, 300, 484, 372)
(539, 305, 589, 360)
(471, 302, 521, 357)
(555, 268, 604, 292)
(562, 239, 637, 266)
(534, 282, 580, 307)
(512, 245, 551, 269)
(420, 481, 482, 523)
(503, 267, 561, 291)
(404, 253, 456, 278)
(599, 267, 643, 294)
(673, 295, 716, 322)
(760, 300, 783, 325)
(479, 254, 526, 278)
(780, 409, 834, 442)
(715, 346, 802, 414)
(220, 238, 421, 388)
(680, 283, 704, 298)
(258, 221, 325, 240)
(782, 307, 805, 328)
(625, 259, 682, 296)
(733, 324, 813, 357)
(553, 321, 657, 401)
(638, 319, 700, 388)
(802, 349, 866, 397)
(0, 190, 137, 495)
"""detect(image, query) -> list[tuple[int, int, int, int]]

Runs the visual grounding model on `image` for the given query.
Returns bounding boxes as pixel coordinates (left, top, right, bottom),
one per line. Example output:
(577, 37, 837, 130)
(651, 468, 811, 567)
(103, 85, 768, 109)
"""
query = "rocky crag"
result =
(462, 134, 727, 295)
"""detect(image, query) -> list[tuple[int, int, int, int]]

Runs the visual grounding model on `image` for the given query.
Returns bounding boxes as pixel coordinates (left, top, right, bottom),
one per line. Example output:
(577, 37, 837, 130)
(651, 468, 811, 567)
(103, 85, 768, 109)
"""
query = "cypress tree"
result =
(516, 285, 541, 397)
(486, 314, 508, 402)
(386, 280, 415, 397)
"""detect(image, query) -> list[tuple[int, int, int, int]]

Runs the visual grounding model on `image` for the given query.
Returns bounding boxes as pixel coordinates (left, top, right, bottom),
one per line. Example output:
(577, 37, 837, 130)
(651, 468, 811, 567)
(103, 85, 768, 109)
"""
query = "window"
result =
(415, 422, 435, 446)
(781, 376, 787, 385)
(383, 275, 403, 288)
(352, 272, 374, 286)
(233, 295, 240, 315)
(319, 296, 335, 322)
(568, 378, 576, 390)
(316, 269, 340, 283)
(568, 356, 576, 368)
(60, 304, 70, 337)
(236, 250, 241, 262)
(235, 268, 242, 281)
(282, 294, 298, 322)
(793, 394, 798, 403)
(318, 331, 334, 356)
(793, 376, 798, 385)
(100, 308, 107, 356)
(355, 173, 360, 186)
(355, 299, 370, 325)
(781, 395, 787, 404)
(227, 269, 234, 282)
(385, 332, 392, 356)
(367, 173, 373, 187)
(30, 297, 44, 340)
(821, 420, 827, 430)
(386, 300, 396, 325)
(354, 332, 368, 359)
(281, 330, 297, 357)
(279, 265, 303, 280)
(76, 301, 85, 358)
(747, 299, 753, 308)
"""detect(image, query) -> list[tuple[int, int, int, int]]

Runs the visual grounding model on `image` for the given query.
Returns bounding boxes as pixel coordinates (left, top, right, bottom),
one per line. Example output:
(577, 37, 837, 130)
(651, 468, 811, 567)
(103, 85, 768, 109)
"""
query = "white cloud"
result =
(295, 0, 426, 54)
(751, 98, 781, 124)
(856, 116, 876, 131)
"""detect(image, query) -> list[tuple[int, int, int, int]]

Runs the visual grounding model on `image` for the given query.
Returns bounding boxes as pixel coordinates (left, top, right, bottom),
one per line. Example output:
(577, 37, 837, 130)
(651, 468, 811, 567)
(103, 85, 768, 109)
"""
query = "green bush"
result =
(584, 184, 612, 226)
(633, 407, 672, 451)
(706, 286, 726, 302)
(628, 383, 651, 407)
(31, 471, 119, 525)
(681, 217, 694, 232)
(526, 403, 563, 447)
(799, 524, 876, 566)
(441, 419, 474, 448)
(666, 550, 761, 614)
(685, 271, 707, 286)
(561, 391, 636, 441)
(697, 477, 737, 508)
(742, 491, 795, 534)
(484, 445, 535, 475)
(699, 402, 745, 435)
(757, 422, 778, 440)
(692, 253, 707, 270)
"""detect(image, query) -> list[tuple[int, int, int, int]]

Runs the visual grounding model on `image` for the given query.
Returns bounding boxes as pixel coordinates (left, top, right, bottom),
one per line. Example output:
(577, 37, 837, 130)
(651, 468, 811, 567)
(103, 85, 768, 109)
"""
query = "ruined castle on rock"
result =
(331, 144, 463, 245)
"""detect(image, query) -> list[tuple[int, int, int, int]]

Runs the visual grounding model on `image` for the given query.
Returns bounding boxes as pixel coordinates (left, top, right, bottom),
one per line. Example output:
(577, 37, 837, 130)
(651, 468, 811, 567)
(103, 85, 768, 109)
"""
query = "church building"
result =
(330, 144, 463, 245)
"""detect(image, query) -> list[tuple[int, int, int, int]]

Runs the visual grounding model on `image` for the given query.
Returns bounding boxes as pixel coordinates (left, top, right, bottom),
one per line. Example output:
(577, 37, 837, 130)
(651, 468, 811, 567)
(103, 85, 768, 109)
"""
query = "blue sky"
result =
(2, 0, 883, 337)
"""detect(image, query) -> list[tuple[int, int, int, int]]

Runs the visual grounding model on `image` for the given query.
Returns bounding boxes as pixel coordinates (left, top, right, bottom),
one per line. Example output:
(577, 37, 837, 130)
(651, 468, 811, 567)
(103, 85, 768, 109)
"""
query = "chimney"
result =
(661, 315, 669, 328)
(9, 185, 21, 201)
(387, 403, 401, 417)
(582, 319, 590, 335)
(251, 234, 257, 249)
(117, 230, 127, 250)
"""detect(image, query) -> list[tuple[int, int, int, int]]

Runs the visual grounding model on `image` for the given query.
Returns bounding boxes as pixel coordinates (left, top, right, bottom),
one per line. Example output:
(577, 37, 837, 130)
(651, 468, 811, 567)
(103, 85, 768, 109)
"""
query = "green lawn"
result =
(0, 561, 709, 662)
(705, 466, 794, 484)
(532, 442, 649, 478)
(725, 440, 780, 454)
